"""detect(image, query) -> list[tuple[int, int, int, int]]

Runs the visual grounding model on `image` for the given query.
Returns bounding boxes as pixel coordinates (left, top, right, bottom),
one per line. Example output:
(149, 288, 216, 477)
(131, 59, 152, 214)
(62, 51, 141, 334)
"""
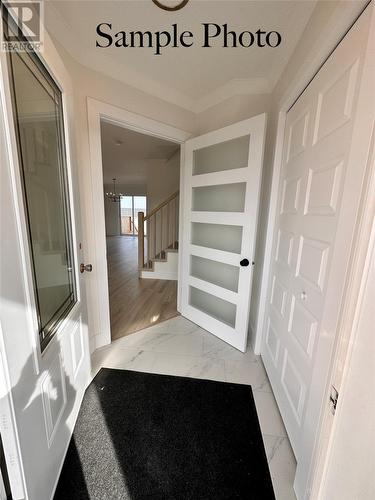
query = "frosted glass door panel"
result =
(193, 135, 250, 175)
(190, 255, 239, 292)
(189, 287, 236, 327)
(191, 222, 242, 254)
(192, 183, 246, 212)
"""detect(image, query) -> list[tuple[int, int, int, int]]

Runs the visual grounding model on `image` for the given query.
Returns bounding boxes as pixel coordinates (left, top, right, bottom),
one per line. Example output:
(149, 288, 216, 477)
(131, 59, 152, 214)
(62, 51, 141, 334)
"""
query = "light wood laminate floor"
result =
(106, 236, 178, 341)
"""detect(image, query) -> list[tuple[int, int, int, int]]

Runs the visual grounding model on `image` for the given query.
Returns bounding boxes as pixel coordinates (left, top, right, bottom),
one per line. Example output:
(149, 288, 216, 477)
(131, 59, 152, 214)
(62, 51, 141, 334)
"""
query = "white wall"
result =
(319, 223, 375, 500)
(103, 195, 120, 236)
(147, 150, 180, 211)
(144, 151, 180, 259)
(195, 94, 271, 135)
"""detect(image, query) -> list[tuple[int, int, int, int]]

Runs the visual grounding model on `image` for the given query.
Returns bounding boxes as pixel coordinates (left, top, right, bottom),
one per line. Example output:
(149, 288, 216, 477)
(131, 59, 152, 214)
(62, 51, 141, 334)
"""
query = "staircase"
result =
(138, 191, 179, 280)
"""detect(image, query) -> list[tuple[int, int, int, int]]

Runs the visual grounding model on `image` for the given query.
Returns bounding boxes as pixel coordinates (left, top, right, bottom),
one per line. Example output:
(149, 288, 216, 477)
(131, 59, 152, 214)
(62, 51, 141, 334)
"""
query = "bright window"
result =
(120, 196, 147, 235)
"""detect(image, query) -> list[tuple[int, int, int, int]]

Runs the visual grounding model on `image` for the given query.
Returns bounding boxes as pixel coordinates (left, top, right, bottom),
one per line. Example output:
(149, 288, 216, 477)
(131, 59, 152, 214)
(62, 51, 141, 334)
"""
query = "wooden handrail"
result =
(144, 190, 179, 221)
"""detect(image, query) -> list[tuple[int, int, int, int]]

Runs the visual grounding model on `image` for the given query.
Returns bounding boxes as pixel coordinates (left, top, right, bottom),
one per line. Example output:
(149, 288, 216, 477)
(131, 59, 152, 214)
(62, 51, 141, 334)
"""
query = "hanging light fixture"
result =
(106, 178, 123, 203)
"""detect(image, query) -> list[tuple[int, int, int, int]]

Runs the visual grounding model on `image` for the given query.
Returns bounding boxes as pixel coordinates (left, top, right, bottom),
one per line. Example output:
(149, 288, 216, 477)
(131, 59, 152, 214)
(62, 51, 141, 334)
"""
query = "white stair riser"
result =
(141, 251, 178, 280)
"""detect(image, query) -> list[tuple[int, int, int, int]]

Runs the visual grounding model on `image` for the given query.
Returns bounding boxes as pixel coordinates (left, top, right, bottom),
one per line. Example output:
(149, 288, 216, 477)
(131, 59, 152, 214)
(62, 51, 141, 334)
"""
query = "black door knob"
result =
(240, 258, 249, 267)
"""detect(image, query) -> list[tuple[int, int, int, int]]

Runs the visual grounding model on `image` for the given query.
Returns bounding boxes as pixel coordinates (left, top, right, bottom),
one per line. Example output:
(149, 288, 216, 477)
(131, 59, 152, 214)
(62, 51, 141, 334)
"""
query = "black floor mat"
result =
(54, 368, 275, 500)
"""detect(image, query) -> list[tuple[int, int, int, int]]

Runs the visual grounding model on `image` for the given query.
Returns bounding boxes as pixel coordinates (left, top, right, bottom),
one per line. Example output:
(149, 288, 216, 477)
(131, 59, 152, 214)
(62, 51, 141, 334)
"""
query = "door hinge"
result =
(329, 385, 339, 415)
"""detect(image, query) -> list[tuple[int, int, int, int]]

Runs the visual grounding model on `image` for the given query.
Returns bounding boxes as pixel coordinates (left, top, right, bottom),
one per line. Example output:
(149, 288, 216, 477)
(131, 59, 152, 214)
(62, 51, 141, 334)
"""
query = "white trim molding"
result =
(193, 78, 272, 113)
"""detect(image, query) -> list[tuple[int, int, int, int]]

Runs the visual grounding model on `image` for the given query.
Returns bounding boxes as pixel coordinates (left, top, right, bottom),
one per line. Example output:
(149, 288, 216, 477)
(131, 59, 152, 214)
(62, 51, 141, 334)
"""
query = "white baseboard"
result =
(249, 321, 260, 355)
(140, 270, 178, 280)
(90, 332, 110, 353)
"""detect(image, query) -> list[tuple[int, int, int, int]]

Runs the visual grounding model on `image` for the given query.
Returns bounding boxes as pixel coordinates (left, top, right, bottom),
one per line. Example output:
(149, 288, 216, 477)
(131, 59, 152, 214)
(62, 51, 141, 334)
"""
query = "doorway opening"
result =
(101, 120, 181, 341)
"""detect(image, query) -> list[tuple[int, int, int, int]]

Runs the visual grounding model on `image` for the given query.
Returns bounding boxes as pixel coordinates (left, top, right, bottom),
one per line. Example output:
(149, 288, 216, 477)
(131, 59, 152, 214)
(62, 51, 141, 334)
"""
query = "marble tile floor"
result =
(91, 315, 297, 500)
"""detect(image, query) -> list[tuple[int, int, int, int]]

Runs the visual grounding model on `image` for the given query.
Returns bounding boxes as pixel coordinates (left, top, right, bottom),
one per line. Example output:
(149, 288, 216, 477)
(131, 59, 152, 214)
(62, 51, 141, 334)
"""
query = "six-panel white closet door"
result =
(180, 114, 266, 352)
(261, 7, 373, 497)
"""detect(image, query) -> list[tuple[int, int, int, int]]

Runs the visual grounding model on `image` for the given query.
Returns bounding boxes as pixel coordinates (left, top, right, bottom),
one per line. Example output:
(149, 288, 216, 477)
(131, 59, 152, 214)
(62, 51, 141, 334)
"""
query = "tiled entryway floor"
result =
(91, 315, 297, 500)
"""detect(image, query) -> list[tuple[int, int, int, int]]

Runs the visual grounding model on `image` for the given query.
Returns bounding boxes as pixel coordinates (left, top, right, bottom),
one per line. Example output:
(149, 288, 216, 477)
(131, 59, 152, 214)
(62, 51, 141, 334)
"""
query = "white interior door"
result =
(261, 6, 374, 498)
(0, 13, 90, 500)
(180, 115, 266, 352)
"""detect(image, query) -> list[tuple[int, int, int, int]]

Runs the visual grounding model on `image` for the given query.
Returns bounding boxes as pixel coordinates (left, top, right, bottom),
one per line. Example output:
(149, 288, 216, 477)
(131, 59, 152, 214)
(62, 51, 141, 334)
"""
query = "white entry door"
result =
(180, 115, 266, 352)
(0, 12, 90, 500)
(261, 5, 374, 497)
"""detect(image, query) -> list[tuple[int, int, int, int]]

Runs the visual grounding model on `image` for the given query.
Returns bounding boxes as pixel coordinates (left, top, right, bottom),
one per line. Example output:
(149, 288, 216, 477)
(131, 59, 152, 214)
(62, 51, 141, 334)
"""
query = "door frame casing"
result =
(255, 2, 375, 498)
(86, 97, 191, 350)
